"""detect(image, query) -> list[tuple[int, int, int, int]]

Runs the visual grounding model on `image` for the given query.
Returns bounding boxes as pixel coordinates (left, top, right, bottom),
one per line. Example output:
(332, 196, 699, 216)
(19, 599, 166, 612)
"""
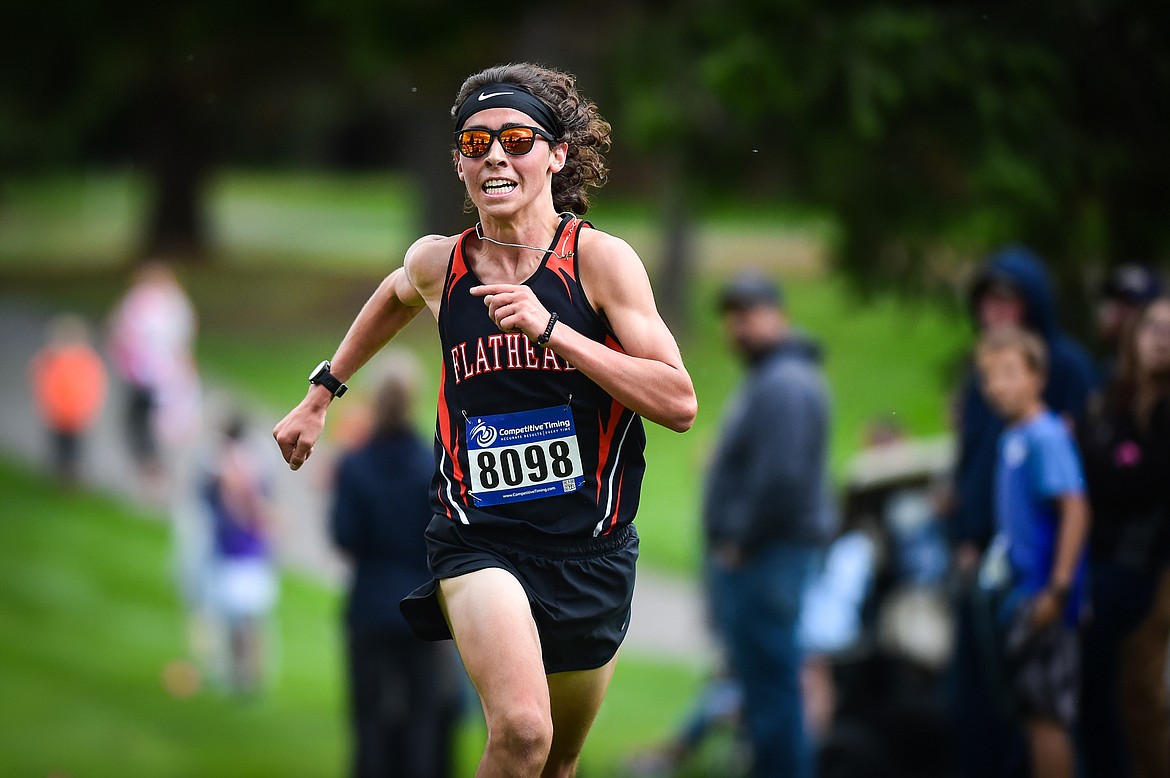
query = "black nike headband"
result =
(454, 83, 561, 137)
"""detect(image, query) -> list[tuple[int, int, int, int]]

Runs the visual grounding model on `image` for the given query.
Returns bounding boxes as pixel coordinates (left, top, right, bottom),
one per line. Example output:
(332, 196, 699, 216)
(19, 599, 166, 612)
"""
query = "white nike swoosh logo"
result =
(478, 91, 514, 101)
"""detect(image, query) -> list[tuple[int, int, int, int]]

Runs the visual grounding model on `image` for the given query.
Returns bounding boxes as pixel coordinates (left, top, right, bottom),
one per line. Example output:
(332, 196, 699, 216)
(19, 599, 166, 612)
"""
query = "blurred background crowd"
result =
(2, 2, 1169, 776)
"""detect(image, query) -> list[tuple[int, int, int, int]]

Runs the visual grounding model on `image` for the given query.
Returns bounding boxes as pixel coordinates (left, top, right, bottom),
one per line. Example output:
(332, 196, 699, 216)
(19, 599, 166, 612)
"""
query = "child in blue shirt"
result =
(976, 325, 1091, 778)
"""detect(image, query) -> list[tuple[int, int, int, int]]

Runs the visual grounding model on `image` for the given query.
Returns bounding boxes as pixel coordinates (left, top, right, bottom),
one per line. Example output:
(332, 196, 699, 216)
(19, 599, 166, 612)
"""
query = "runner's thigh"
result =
(439, 567, 549, 715)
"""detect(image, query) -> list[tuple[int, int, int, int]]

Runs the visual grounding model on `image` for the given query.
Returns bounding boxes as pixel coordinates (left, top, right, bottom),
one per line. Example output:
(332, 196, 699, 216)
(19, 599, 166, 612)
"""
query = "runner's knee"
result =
(488, 704, 554, 771)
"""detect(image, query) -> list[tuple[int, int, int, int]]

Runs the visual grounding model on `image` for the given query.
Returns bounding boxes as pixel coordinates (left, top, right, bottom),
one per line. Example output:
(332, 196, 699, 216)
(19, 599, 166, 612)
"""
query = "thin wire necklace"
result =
(475, 223, 572, 259)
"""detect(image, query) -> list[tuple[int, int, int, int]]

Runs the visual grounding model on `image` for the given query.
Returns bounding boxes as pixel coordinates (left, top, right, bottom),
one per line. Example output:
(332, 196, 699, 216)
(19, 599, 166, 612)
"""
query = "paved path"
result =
(1, 297, 711, 663)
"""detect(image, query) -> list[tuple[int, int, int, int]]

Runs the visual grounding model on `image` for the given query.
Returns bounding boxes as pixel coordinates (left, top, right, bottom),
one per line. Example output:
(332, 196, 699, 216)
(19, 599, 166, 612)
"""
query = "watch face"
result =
(308, 359, 346, 398)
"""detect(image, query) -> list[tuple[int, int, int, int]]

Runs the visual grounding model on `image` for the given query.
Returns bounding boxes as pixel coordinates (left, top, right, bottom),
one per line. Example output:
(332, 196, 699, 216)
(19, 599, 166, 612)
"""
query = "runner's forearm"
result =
(544, 321, 695, 432)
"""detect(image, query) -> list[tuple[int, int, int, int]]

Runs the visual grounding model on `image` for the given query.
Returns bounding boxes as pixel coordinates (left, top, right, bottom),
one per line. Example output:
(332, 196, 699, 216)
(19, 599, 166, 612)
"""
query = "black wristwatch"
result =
(308, 360, 348, 398)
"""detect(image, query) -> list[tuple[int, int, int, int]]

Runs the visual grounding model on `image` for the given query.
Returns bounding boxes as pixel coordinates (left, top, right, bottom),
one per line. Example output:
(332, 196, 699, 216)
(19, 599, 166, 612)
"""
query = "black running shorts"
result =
(400, 515, 639, 674)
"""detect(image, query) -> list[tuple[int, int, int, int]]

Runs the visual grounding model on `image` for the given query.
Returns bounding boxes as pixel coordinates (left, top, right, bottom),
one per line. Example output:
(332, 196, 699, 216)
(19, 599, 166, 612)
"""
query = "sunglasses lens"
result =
(456, 127, 544, 157)
(458, 130, 492, 158)
(499, 128, 536, 155)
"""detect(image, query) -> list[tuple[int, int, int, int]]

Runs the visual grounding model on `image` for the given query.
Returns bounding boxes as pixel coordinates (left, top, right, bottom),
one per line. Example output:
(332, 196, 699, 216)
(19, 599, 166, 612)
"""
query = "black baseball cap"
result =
(718, 271, 784, 312)
(1101, 264, 1161, 303)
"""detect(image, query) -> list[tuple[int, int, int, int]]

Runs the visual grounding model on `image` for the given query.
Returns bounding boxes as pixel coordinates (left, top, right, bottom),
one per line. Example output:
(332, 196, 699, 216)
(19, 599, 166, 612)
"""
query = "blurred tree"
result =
(0, 0, 363, 260)
(608, 4, 735, 333)
(0, 0, 619, 261)
(316, 0, 618, 238)
(7, 0, 1165, 321)
(611, 0, 1170, 316)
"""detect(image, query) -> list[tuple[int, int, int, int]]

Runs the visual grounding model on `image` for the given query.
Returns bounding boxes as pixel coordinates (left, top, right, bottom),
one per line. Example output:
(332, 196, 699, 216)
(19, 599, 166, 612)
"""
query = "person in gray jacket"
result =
(704, 271, 838, 778)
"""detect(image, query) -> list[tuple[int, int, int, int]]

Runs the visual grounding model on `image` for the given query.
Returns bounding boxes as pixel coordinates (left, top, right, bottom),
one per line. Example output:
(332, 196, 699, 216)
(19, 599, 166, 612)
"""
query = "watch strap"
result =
(310, 361, 348, 398)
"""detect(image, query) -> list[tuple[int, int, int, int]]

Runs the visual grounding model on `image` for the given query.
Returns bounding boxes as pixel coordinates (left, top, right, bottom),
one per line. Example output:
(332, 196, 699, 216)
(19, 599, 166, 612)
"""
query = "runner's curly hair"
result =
(452, 63, 611, 215)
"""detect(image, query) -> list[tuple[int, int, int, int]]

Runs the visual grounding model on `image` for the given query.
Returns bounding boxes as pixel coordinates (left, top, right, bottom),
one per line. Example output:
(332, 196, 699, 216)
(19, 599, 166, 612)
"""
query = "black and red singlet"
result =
(429, 214, 647, 538)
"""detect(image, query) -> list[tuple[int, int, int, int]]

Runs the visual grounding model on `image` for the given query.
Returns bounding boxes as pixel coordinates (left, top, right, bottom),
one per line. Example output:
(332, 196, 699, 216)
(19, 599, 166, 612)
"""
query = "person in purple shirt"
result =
(203, 415, 278, 695)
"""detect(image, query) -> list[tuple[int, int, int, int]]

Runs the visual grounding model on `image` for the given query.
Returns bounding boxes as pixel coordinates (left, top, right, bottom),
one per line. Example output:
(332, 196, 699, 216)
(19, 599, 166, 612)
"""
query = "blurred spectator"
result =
(201, 414, 279, 696)
(331, 353, 462, 778)
(1096, 264, 1162, 379)
(623, 420, 955, 778)
(798, 526, 877, 743)
(974, 326, 1090, 778)
(30, 313, 107, 484)
(622, 487, 872, 778)
(947, 246, 1097, 777)
(1079, 296, 1170, 778)
(620, 658, 748, 778)
(107, 260, 201, 500)
(702, 271, 838, 778)
(951, 246, 1097, 563)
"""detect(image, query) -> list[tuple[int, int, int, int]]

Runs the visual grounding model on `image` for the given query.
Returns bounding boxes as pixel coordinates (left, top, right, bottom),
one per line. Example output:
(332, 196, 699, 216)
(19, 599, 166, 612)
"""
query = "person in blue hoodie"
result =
(947, 245, 1098, 777)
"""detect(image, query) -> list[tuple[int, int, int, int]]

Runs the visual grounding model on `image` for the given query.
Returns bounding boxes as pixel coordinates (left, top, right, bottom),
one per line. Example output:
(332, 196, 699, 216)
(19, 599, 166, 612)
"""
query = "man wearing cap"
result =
(703, 271, 838, 778)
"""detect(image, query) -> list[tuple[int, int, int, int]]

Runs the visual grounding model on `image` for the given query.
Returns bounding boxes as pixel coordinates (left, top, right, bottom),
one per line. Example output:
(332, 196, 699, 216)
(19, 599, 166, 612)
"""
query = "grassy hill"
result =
(0, 459, 707, 776)
(0, 459, 348, 776)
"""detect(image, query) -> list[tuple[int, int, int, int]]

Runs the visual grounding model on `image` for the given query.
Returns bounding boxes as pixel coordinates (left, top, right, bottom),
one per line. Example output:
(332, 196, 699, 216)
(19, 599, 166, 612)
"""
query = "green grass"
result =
(0, 459, 346, 777)
(206, 172, 421, 269)
(0, 459, 706, 776)
(0, 170, 420, 270)
(0, 172, 147, 264)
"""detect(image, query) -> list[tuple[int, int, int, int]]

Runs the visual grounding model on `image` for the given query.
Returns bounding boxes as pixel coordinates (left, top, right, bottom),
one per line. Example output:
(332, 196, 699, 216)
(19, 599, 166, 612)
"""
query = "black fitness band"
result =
(536, 312, 559, 346)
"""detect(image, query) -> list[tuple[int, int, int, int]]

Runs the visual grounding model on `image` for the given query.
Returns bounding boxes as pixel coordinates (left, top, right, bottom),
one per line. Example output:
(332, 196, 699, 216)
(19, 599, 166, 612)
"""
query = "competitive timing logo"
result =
(469, 419, 498, 447)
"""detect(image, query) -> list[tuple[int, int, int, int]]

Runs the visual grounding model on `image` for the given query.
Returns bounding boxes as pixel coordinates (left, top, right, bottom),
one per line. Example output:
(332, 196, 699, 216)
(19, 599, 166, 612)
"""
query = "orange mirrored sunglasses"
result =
(454, 125, 556, 158)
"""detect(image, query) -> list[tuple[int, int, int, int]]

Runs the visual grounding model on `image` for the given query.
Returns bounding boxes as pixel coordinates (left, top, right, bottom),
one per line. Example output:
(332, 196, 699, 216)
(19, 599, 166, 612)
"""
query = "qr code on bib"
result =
(562, 478, 577, 492)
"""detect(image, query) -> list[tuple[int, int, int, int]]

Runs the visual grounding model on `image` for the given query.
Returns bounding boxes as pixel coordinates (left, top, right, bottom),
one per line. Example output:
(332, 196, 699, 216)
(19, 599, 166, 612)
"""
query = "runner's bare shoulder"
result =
(575, 227, 650, 314)
(404, 234, 458, 309)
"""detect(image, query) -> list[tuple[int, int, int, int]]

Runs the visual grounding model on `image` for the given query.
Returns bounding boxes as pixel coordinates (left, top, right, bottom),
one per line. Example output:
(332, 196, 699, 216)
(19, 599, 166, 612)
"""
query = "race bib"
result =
(466, 405, 585, 506)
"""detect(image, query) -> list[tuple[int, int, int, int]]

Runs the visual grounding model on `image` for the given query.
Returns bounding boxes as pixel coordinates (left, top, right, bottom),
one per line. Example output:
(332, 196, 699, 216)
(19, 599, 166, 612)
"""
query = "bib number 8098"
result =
(475, 440, 574, 489)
